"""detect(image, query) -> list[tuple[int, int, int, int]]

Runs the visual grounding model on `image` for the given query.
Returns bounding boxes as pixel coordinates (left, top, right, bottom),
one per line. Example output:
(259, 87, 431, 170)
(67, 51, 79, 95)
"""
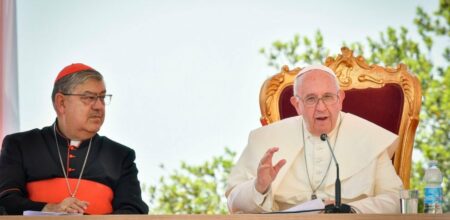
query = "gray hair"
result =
(293, 65, 340, 96)
(51, 70, 103, 104)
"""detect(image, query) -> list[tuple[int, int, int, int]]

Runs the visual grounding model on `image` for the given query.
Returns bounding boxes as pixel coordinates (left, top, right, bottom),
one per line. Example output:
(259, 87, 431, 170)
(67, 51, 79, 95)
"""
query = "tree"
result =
(260, 0, 449, 212)
(144, 148, 236, 214)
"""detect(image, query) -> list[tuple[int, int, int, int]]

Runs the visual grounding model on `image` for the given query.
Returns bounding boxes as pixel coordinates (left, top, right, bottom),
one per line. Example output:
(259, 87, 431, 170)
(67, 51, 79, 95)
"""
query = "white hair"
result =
(293, 65, 340, 96)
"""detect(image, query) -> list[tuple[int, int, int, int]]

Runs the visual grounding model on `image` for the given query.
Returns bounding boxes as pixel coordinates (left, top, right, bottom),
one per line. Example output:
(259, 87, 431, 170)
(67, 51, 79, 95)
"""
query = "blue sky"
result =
(16, 0, 440, 199)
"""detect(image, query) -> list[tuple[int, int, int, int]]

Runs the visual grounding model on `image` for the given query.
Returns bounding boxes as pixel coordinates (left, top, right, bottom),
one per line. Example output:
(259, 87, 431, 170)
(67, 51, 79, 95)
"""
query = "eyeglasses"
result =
(62, 93, 112, 105)
(296, 93, 339, 107)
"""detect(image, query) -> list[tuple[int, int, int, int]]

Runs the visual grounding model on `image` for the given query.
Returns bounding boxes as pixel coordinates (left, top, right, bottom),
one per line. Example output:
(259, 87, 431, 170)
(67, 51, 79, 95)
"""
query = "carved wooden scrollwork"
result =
(259, 65, 299, 125)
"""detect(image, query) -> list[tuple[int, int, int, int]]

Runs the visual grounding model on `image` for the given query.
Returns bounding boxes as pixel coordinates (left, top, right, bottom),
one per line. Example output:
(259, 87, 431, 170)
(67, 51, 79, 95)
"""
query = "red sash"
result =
(27, 178, 113, 214)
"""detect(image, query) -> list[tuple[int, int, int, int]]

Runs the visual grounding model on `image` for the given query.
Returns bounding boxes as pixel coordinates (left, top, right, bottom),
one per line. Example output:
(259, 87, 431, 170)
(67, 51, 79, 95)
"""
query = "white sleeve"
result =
(227, 179, 275, 213)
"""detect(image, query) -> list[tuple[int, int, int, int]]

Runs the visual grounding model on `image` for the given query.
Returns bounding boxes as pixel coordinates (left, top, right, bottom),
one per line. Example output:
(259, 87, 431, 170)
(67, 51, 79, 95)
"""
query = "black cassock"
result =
(0, 123, 148, 215)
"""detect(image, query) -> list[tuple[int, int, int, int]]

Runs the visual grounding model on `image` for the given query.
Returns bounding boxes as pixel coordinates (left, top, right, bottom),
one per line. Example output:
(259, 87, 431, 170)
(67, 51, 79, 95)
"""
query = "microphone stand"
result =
(320, 134, 352, 213)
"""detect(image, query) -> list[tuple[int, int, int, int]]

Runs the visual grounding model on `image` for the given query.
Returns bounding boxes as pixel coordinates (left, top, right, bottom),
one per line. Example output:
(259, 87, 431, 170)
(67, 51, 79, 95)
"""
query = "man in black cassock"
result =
(0, 63, 149, 214)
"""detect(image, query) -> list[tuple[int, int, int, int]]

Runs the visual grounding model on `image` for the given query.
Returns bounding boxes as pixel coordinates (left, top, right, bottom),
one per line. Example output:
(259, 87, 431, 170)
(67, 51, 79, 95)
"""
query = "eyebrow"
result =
(304, 92, 335, 97)
(82, 90, 107, 95)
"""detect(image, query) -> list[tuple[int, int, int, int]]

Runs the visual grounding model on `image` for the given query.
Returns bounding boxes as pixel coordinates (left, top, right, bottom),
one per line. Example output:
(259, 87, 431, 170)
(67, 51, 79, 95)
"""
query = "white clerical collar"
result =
(70, 140, 81, 147)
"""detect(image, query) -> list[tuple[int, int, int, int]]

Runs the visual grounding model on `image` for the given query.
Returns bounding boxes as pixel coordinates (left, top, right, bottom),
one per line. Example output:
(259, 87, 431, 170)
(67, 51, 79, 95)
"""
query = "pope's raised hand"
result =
(255, 147, 286, 194)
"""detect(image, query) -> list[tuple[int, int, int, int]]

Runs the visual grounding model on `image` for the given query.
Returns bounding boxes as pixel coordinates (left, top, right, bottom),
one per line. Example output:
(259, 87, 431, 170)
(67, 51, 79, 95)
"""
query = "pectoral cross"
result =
(311, 193, 317, 200)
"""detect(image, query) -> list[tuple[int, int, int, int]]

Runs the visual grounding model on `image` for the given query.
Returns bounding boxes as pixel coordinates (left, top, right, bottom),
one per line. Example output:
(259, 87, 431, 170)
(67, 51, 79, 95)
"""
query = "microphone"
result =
(320, 133, 351, 213)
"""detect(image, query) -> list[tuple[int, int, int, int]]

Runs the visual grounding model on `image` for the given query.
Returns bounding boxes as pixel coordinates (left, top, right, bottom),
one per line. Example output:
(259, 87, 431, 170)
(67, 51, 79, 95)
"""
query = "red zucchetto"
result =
(54, 63, 96, 83)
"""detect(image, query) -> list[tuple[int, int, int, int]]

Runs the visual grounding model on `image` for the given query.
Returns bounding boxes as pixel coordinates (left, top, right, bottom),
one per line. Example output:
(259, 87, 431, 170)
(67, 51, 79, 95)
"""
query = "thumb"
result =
(273, 159, 286, 174)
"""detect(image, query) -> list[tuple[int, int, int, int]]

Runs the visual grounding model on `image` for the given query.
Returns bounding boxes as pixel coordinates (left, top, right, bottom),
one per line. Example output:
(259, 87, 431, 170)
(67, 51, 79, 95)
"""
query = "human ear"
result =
(338, 90, 345, 102)
(54, 93, 66, 114)
(290, 96, 302, 115)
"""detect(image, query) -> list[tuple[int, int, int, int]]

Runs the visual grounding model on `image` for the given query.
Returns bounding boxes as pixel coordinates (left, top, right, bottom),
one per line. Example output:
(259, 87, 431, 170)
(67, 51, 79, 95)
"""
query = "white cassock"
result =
(226, 112, 403, 214)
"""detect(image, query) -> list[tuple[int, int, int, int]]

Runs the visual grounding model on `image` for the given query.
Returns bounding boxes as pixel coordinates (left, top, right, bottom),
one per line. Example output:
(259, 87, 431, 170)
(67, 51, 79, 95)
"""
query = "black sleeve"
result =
(112, 150, 148, 214)
(0, 135, 46, 215)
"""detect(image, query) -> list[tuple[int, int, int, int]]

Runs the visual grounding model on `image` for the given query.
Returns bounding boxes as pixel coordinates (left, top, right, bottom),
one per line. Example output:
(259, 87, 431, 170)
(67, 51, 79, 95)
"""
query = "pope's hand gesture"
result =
(255, 147, 286, 194)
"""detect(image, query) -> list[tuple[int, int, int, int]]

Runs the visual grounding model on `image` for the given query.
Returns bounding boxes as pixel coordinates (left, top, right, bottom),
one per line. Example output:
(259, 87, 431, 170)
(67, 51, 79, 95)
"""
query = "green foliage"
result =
(259, 30, 329, 69)
(260, 0, 449, 212)
(410, 0, 450, 213)
(144, 148, 236, 214)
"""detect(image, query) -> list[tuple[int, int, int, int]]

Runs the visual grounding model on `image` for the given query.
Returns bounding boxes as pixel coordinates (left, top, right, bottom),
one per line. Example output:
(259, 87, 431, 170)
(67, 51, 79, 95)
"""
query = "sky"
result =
(15, 0, 440, 200)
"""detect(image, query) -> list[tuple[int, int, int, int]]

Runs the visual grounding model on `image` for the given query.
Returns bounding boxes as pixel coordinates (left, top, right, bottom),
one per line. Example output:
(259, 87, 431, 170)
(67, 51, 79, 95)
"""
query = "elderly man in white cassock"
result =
(226, 65, 403, 213)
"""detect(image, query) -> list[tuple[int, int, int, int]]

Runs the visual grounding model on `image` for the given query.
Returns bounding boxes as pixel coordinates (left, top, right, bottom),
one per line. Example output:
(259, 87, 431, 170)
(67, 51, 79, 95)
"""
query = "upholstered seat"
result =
(259, 47, 421, 188)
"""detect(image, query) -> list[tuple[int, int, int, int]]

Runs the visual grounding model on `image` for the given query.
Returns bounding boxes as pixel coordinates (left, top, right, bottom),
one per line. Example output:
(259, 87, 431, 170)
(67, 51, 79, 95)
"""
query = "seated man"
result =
(0, 63, 148, 215)
(226, 65, 403, 213)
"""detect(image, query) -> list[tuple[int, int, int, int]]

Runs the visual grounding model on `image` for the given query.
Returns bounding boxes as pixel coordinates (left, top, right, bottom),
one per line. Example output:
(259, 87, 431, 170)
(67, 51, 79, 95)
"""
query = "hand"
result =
(323, 198, 335, 206)
(42, 197, 89, 214)
(255, 147, 286, 194)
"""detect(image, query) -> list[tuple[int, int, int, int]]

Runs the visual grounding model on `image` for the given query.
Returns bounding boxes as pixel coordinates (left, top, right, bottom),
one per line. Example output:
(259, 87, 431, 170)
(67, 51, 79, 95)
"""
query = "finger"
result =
(67, 201, 86, 213)
(273, 159, 287, 173)
(67, 206, 85, 214)
(60, 197, 76, 207)
(65, 206, 79, 214)
(74, 200, 89, 210)
(57, 197, 79, 213)
(260, 147, 279, 165)
(69, 205, 85, 214)
(323, 199, 335, 205)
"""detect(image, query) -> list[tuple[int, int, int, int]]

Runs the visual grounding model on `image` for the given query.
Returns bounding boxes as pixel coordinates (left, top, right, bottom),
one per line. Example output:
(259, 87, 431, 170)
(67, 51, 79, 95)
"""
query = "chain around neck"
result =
(301, 113, 343, 200)
(53, 123, 92, 198)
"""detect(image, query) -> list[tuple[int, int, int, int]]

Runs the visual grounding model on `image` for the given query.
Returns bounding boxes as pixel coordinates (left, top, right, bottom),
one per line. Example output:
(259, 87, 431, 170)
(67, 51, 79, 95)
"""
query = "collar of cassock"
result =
(54, 121, 91, 149)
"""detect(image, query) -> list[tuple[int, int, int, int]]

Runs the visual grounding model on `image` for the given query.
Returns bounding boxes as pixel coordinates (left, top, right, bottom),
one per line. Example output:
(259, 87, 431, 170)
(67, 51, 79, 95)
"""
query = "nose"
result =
(92, 97, 105, 109)
(315, 99, 327, 111)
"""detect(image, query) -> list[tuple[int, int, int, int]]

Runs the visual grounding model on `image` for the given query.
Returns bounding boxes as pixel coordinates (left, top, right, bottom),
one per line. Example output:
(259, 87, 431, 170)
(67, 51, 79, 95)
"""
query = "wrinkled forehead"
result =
(297, 70, 340, 96)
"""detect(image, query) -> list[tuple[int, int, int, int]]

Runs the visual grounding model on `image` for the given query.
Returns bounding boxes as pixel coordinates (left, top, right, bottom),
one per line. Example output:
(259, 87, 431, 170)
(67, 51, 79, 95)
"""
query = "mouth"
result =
(315, 116, 329, 121)
(89, 115, 103, 120)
